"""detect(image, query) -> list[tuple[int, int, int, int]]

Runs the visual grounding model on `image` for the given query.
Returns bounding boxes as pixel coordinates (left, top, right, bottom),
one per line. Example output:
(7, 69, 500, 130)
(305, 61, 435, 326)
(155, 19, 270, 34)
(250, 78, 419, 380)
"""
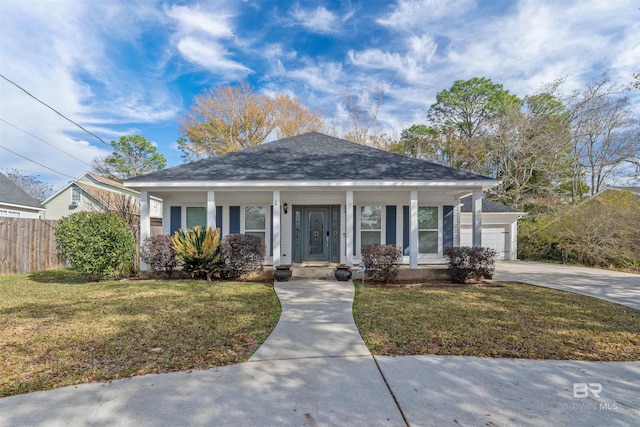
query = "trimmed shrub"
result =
(218, 234, 266, 279)
(361, 244, 402, 284)
(172, 226, 221, 280)
(140, 235, 177, 275)
(55, 211, 135, 280)
(444, 246, 497, 284)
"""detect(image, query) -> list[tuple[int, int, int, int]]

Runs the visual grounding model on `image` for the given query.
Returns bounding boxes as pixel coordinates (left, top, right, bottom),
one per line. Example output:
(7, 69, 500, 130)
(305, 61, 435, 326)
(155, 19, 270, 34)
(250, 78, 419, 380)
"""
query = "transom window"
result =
(245, 206, 266, 242)
(0, 209, 20, 218)
(360, 205, 382, 247)
(418, 206, 439, 254)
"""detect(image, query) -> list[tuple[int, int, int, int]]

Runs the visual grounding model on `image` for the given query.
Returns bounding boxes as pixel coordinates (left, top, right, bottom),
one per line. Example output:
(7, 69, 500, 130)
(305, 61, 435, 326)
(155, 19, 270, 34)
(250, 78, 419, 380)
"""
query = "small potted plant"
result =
(334, 264, 352, 281)
(274, 264, 292, 282)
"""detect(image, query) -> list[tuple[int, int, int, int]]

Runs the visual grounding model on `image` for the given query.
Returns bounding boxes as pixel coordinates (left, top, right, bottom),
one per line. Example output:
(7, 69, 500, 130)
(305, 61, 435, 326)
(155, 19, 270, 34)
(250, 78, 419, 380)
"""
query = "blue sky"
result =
(1, 0, 638, 191)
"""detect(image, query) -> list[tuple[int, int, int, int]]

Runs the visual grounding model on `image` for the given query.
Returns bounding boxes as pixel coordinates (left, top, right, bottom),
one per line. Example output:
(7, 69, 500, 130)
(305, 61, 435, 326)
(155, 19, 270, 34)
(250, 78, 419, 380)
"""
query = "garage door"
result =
(459, 226, 508, 260)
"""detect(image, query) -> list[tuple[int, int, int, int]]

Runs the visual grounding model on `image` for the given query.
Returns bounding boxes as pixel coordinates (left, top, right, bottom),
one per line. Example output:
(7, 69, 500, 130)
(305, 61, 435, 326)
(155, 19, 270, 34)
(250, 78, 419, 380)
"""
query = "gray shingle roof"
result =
(0, 172, 44, 209)
(127, 132, 493, 183)
(460, 195, 523, 213)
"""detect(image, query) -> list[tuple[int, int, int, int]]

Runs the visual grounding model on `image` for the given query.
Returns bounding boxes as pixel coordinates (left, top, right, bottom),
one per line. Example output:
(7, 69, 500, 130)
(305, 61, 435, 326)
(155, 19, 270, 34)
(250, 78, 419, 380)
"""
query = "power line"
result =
(0, 73, 111, 147)
(0, 117, 93, 167)
(0, 144, 76, 179)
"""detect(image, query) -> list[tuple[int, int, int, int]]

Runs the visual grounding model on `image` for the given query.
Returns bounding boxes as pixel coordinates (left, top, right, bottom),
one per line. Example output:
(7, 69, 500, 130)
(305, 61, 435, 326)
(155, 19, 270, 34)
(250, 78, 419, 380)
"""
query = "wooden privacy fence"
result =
(0, 217, 163, 275)
(0, 218, 63, 275)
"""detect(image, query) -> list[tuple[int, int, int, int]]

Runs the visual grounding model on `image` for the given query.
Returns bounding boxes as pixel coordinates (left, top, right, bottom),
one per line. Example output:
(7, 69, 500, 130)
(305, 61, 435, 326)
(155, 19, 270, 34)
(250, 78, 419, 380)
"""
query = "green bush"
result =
(172, 226, 221, 280)
(55, 212, 135, 280)
(361, 244, 402, 283)
(519, 190, 640, 270)
(444, 246, 497, 284)
(218, 234, 266, 279)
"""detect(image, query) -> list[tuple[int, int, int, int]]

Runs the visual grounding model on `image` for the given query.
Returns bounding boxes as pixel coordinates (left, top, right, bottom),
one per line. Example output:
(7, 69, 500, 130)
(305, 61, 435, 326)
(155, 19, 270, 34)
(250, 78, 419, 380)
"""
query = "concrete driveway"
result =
(494, 261, 640, 311)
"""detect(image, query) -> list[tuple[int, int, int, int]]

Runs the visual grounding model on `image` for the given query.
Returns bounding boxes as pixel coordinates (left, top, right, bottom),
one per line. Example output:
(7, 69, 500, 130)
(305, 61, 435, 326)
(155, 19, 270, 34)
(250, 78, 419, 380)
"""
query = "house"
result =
(0, 172, 45, 218)
(42, 172, 162, 223)
(459, 196, 525, 260)
(125, 132, 498, 269)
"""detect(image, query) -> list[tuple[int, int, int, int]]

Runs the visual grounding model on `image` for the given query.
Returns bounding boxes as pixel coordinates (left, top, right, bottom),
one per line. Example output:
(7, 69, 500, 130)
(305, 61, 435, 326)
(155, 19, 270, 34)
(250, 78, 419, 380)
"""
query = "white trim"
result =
(272, 191, 281, 267)
(345, 191, 353, 266)
(410, 190, 418, 268)
(206, 191, 216, 229)
(472, 190, 482, 247)
(0, 202, 45, 212)
(140, 191, 150, 271)
(125, 179, 498, 190)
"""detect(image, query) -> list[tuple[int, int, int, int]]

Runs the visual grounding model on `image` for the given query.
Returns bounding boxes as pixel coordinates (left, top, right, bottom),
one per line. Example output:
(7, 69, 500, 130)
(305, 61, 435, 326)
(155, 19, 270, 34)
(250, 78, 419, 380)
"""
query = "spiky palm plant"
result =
(172, 226, 221, 280)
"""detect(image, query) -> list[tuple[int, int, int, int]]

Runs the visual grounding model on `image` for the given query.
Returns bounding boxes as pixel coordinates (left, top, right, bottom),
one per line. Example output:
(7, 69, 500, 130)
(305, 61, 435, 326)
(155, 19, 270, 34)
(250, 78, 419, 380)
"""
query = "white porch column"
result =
(206, 191, 216, 230)
(140, 191, 150, 271)
(472, 190, 483, 247)
(346, 191, 353, 266)
(410, 190, 419, 268)
(272, 190, 281, 267)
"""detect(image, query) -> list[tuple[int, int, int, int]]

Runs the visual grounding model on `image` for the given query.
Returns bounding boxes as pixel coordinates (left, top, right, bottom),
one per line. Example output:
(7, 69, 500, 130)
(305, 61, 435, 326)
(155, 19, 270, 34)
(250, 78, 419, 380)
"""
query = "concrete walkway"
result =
(1, 278, 639, 426)
(494, 260, 640, 310)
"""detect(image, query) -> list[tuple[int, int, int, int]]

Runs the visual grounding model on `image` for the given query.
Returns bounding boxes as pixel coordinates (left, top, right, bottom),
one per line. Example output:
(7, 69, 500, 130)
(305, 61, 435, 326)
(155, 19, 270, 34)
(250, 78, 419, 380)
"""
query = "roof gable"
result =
(0, 172, 44, 210)
(127, 132, 493, 183)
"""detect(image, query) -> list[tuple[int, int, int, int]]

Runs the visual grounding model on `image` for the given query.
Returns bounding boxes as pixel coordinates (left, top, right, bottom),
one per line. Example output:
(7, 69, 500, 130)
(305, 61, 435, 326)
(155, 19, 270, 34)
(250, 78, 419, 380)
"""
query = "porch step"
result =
(291, 266, 338, 280)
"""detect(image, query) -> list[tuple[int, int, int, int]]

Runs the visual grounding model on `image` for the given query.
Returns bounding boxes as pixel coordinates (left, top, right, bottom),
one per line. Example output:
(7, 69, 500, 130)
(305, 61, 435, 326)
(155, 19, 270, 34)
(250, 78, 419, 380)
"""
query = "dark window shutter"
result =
(353, 205, 357, 256)
(216, 206, 223, 235)
(402, 206, 409, 255)
(229, 206, 240, 234)
(170, 206, 181, 235)
(443, 205, 454, 249)
(269, 206, 274, 256)
(386, 205, 397, 245)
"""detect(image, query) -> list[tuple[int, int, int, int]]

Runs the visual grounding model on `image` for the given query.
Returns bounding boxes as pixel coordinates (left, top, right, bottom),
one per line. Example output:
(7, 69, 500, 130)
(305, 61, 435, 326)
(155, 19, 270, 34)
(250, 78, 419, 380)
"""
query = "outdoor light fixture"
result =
(283, 202, 288, 214)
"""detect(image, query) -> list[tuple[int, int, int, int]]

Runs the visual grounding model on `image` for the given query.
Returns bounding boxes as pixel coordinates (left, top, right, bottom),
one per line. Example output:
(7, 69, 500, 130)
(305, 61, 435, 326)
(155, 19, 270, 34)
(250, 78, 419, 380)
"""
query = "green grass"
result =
(0, 269, 280, 397)
(353, 282, 640, 361)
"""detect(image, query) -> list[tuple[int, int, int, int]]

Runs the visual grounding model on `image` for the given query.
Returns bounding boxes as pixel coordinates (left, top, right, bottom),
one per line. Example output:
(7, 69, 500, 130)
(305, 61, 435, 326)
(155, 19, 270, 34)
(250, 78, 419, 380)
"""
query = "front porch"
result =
(137, 188, 487, 270)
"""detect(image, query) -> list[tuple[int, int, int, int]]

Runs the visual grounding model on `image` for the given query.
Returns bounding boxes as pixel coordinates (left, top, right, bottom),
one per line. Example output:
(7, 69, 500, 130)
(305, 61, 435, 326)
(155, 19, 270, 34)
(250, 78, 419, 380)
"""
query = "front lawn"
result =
(353, 282, 640, 361)
(0, 270, 280, 397)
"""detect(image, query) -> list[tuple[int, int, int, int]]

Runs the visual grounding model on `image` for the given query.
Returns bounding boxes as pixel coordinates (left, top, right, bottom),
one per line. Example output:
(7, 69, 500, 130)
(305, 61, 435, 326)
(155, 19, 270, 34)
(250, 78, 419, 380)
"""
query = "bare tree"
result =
(490, 92, 572, 208)
(2, 168, 53, 202)
(178, 82, 324, 159)
(272, 94, 323, 139)
(564, 74, 640, 196)
(341, 86, 385, 146)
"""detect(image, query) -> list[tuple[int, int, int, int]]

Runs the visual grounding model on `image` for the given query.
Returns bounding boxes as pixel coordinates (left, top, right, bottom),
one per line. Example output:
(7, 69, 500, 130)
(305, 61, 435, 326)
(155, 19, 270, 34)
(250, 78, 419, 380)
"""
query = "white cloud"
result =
(377, 0, 475, 30)
(177, 37, 252, 75)
(0, 1, 178, 190)
(165, 4, 251, 79)
(287, 61, 345, 94)
(289, 5, 343, 34)
(165, 5, 234, 39)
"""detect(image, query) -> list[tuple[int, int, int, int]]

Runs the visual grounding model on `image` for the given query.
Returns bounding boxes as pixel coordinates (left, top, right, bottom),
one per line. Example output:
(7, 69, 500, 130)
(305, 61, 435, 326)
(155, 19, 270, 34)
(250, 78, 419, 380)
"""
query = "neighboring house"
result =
(459, 196, 525, 260)
(0, 172, 45, 218)
(42, 172, 162, 223)
(125, 132, 498, 269)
